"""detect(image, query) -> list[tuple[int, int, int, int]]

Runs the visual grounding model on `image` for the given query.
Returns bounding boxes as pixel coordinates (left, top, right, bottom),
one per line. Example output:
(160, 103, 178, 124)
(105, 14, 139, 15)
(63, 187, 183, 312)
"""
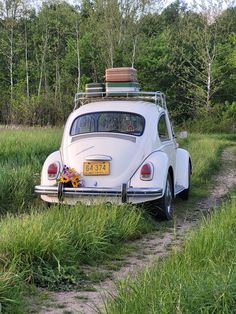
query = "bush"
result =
(179, 102, 236, 133)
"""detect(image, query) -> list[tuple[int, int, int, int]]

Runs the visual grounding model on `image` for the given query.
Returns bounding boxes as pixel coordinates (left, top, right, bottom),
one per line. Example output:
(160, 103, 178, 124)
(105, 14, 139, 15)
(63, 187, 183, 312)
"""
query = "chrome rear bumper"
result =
(35, 184, 163, 203)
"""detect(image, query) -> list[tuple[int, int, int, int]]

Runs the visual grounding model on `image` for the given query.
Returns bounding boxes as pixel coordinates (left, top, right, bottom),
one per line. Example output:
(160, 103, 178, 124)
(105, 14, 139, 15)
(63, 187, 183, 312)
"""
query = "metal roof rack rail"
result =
(73, 91, 167, 111)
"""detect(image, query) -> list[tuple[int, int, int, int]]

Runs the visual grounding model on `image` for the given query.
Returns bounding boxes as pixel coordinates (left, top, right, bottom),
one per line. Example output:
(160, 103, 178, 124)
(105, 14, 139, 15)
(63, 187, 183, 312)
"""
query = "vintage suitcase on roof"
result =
(85, 83, 104, 97)
(106, 82, 140, 96)
(105, 67, 137, 82)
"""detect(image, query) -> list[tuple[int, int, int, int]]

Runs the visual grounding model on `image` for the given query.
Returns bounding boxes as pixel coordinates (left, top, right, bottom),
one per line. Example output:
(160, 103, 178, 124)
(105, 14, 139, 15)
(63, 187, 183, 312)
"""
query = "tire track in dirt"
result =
(37, 146, 236, 314)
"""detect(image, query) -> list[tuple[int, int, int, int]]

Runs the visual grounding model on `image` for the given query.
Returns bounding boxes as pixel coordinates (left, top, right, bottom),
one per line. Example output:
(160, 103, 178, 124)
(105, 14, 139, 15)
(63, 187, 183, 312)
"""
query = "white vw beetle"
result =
(35, 91, 191, 219)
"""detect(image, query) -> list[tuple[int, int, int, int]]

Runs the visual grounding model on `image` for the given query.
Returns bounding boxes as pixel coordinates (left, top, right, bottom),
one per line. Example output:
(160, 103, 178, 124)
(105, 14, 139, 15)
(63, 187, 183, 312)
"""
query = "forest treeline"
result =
(0, 0, 235, 130)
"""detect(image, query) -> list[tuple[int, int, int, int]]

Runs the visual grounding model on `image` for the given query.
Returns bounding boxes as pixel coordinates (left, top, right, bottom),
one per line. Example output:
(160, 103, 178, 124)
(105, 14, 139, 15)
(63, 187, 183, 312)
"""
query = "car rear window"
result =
(70, 111, 145, 136)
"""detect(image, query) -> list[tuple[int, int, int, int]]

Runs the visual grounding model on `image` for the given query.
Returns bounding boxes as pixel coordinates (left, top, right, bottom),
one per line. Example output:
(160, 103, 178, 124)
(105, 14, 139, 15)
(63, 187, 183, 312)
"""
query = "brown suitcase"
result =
(105, 67, 137, 82)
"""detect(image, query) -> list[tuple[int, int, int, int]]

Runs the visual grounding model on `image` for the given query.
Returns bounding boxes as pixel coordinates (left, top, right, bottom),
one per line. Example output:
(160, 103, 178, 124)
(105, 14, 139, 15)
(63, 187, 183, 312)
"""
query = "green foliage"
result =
(180, 102, 236, 133)
(0, 1, 235, 126)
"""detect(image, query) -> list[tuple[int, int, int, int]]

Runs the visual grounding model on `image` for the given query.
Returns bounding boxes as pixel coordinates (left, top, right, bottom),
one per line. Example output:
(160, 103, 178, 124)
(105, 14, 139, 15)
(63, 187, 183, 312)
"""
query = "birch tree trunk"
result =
(38, 30, 48, 97)
(0, 0, 25, 121)
(9, 25, 14, 104)
(75, 17, 81, 92)
(131, 35, 138, 68)
(24, 22, 30, 105)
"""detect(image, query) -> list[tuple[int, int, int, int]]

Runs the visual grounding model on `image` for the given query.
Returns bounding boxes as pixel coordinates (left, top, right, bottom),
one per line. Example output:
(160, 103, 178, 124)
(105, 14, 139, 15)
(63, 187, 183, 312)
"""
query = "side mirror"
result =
(178, 131, 188, 139)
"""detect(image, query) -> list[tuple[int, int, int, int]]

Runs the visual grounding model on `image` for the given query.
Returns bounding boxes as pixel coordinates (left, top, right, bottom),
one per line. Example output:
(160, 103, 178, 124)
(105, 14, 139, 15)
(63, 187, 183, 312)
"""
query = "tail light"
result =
(140, 162, 154, 181)
(47, 162, 59, 180)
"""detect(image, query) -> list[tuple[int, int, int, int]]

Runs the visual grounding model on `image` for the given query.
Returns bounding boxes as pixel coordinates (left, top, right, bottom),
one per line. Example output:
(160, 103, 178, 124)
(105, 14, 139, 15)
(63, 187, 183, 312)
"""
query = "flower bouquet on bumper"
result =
(59, 165, 83, 188)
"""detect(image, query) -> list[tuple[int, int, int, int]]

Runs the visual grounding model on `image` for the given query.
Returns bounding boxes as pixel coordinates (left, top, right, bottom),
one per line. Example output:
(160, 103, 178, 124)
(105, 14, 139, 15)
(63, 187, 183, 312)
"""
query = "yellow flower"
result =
(60, 175, 69, 183)
(72, 179, 79, 188)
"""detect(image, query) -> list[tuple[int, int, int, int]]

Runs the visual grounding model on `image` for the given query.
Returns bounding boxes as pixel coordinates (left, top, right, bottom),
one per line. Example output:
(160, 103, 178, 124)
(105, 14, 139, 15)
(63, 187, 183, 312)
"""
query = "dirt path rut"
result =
(38, 147, 236, 314)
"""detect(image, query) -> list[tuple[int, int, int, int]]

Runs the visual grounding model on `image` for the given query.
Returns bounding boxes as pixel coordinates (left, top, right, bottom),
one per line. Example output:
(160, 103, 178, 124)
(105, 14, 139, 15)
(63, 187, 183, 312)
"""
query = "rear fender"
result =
(130, 151, 169, 196)
(41, 150, 63, 186)
(175, 148, 191, 189)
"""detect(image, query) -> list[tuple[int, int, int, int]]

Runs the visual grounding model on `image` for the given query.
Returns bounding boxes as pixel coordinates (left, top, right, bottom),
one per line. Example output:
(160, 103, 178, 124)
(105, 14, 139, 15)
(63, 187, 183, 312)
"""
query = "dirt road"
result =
(38, 147, 236, 314)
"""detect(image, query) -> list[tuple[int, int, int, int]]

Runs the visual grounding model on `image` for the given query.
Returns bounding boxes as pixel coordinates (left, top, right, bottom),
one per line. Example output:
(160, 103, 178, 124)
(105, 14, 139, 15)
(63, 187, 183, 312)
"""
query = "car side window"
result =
(158, 114, 170, 141)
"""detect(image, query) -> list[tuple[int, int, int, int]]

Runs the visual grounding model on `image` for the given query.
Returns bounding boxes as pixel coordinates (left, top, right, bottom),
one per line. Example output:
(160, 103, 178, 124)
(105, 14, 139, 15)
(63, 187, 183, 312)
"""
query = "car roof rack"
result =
(73, 91, 167, 111)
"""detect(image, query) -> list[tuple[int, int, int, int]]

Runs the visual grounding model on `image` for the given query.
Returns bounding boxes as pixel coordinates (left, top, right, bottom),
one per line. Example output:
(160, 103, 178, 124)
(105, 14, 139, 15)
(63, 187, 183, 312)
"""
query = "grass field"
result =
(0, 204, 151, 285)
(0, 127, 62, 213)
(0, 127, 235, 313)
(105, 191, 236, 314)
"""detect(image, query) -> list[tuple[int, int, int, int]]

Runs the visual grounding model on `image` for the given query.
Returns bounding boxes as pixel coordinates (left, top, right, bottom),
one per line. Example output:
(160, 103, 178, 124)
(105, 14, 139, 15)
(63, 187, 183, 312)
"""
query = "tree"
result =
(171, 0, 236, 112)
(0, 0, 25, 120)
(213, 6, 236, 103)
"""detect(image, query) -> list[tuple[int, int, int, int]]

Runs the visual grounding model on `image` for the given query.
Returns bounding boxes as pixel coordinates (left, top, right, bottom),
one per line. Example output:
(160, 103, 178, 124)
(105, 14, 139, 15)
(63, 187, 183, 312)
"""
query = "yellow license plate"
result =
(83, 161, 110, 176)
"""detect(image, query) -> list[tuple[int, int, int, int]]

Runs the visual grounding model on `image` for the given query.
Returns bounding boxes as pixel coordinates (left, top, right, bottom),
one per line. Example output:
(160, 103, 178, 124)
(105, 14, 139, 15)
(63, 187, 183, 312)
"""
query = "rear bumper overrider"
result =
(35, 184, 163, 203)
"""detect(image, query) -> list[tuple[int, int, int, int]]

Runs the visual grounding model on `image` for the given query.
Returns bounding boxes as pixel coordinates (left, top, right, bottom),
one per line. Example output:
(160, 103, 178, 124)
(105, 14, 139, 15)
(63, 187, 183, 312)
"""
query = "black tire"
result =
(46, 202, 52, 208)
(153, 173, 173, 220)
(179, 162, 191, 200)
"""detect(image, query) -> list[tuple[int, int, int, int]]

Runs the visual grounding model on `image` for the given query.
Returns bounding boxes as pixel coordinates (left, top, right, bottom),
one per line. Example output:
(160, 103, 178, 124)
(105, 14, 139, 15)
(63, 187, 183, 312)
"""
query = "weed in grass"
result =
(33, 264, 87, 291)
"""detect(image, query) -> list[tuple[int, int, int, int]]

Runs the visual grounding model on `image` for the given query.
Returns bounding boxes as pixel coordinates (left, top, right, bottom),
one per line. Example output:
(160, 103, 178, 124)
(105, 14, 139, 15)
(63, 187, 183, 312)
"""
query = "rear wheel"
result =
(152, 173, 173, 220)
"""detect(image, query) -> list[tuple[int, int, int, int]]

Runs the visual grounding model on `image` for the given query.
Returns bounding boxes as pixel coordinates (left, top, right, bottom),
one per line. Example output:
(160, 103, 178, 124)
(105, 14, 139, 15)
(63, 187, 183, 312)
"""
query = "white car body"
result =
(35, 92, 191, 219)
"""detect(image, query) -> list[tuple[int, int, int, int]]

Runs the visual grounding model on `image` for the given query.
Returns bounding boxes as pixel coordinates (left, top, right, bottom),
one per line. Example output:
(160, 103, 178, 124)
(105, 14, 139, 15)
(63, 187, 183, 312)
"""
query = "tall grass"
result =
(105, 193, 236, 313)
(0, 203, 151, 288)
(0, 127, 62, 213)
(178, 134, 232, 199)
(180, 134, 224, 182)
(0, 269, 24, 314)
